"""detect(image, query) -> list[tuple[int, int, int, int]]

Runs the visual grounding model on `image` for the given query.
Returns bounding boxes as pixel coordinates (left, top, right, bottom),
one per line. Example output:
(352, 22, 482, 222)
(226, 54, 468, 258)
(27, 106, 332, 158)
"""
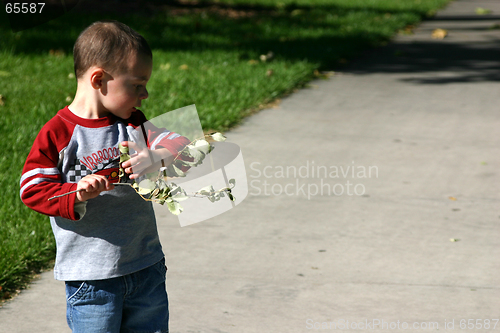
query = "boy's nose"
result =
(140, 88, 149, 100)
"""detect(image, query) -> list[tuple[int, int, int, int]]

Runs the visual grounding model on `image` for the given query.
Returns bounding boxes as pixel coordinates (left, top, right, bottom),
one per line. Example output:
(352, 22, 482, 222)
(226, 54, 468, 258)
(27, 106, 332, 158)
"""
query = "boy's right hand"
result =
(76, 174, 114, 203)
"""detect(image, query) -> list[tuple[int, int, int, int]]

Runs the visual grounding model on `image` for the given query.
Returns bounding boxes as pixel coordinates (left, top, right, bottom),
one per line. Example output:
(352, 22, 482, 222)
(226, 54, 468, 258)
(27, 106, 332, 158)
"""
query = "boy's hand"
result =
(120, 141, 174, 180)
(76, 174, 114, 202)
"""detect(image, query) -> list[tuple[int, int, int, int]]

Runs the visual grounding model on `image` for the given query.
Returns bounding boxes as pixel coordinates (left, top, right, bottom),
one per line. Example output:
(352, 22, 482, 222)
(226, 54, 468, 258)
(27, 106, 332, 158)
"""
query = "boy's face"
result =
(101, 53, 152, 119)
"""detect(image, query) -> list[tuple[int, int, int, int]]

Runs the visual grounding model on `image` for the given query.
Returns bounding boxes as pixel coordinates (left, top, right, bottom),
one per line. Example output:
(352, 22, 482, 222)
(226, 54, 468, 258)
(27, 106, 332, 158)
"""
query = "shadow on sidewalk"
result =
(343, 15, 500, 84)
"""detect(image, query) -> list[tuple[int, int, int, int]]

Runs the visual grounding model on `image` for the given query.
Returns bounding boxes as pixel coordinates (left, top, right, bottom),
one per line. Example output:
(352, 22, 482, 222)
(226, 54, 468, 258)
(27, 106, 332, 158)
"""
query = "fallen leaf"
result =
(65, 96, 72, 102)
(179, 64, 189, 70)
(399, 25, 415, 35)
(450, 238, 460, 242)
(262, 99, 281, 109)
(448, 196, 457, 201)
(314, 70, 335, 79)
(68, 73, 75, 79)
(248, 59, 258, 65)
(259, 51, 274, 62)
(160, 63, 171, 70)
(0, 95, 5, 106)
(49, 49, 65, 57)
(426, 10, 437, 17)
(266, 69, 274, 77)
(432, 28, 448, 39)
(475, 7, 492, 15)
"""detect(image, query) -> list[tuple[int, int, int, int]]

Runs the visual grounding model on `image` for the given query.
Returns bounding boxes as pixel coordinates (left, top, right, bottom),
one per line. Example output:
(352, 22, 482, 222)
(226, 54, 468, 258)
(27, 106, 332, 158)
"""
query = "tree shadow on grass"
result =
(2, 1, 496, 82)
(0, 0, 445, 70)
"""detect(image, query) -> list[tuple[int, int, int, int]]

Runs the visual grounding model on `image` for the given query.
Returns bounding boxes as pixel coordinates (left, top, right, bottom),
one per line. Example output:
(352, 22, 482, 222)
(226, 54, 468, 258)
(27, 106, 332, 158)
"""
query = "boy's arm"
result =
(153, 133, 196, 175)
(20, 128, 82, 220)
(133, 112, 192, 160)
(119, 141, 174, 180)
(125, 131, 193, 179)
(149, 130, 191, 160)
(120, 111, 194, 179)
(75, 174, 114, 202)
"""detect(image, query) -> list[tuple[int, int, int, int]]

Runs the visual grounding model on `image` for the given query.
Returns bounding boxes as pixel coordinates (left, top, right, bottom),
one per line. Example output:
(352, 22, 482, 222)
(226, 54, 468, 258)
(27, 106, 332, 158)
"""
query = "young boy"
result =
(19, 21, 188, 332)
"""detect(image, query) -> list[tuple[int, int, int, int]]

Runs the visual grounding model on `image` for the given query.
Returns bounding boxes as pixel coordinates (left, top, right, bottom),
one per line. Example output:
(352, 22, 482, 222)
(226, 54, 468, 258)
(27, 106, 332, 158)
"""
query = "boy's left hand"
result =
(120, 141, 174, 179)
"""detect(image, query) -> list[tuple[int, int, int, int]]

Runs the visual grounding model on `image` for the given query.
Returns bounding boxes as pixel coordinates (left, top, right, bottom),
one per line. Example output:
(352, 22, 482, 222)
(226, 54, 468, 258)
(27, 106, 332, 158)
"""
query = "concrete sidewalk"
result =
(1, 0, 499, 332)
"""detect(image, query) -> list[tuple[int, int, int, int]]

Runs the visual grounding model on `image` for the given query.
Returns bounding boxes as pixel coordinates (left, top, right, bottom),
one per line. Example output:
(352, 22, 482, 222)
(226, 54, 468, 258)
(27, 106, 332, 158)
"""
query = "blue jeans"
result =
(65, 259, 169, 333)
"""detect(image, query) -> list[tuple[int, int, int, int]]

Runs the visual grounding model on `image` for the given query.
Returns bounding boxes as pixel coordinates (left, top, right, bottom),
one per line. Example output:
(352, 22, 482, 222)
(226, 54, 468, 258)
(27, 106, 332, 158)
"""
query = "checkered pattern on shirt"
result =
(67, 159, 92, 182)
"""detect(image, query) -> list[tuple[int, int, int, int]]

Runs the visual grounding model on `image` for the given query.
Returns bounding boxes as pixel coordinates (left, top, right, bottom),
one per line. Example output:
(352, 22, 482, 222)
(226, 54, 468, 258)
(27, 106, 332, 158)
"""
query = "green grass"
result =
(0, 0, 453, 300)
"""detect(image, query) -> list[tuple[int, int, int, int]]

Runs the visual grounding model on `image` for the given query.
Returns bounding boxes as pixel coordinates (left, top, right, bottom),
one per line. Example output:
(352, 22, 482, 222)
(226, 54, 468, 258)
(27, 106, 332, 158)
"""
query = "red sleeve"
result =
(129, 111, 193, 170)
(153, 134, 193, 172)
(19, 115, 80, 220)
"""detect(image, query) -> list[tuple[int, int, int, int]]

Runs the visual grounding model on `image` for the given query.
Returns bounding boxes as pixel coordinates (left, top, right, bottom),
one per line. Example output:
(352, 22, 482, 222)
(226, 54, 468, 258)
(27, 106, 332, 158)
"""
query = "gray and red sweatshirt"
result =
(20, 106, 189, 281)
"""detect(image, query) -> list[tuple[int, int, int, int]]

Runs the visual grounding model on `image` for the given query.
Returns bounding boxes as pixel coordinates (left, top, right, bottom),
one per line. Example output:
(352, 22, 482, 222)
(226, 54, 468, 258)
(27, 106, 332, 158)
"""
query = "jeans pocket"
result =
(153, 258, 167, 279)
(66, 281, 89, 304)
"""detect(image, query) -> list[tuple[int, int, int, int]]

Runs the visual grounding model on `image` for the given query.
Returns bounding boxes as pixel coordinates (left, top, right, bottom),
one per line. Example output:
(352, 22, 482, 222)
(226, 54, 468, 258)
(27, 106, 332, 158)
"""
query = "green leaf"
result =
(176, 159, 200, 167)
(172, 164, 185, 177)
(193, 139, 211, 154)
(164, 164, 186, 177)
(475, 7, 492, 15)
(210, 132, 226, 142)
(119, 144, 130, 163)
(188, 146, 206, 161)
(166, 199, 183, 215)
(172, 191, 189, 202)
(186, 139, 212, 163)
(197, 185, 215, 196)
(169, 183, 186, 198)
(156, 178, 169, 190)
(138, 179, 155, 190)
(118, 142, 129, 154)
(137, 187, 152, 195)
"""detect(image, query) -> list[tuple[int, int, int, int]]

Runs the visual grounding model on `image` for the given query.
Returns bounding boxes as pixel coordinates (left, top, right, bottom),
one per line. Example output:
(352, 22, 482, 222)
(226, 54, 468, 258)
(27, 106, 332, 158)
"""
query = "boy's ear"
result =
(90, 68, 105, 90)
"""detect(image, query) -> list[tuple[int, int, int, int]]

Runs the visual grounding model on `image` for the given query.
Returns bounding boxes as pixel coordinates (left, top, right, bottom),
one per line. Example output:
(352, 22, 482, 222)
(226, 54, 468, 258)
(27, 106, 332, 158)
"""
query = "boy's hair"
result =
(73, 20, 152, 78)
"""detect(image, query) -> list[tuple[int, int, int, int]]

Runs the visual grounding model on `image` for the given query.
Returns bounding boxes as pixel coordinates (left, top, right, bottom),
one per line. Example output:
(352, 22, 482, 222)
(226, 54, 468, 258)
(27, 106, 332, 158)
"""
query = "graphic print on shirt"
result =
(67, 153, 120, 183)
